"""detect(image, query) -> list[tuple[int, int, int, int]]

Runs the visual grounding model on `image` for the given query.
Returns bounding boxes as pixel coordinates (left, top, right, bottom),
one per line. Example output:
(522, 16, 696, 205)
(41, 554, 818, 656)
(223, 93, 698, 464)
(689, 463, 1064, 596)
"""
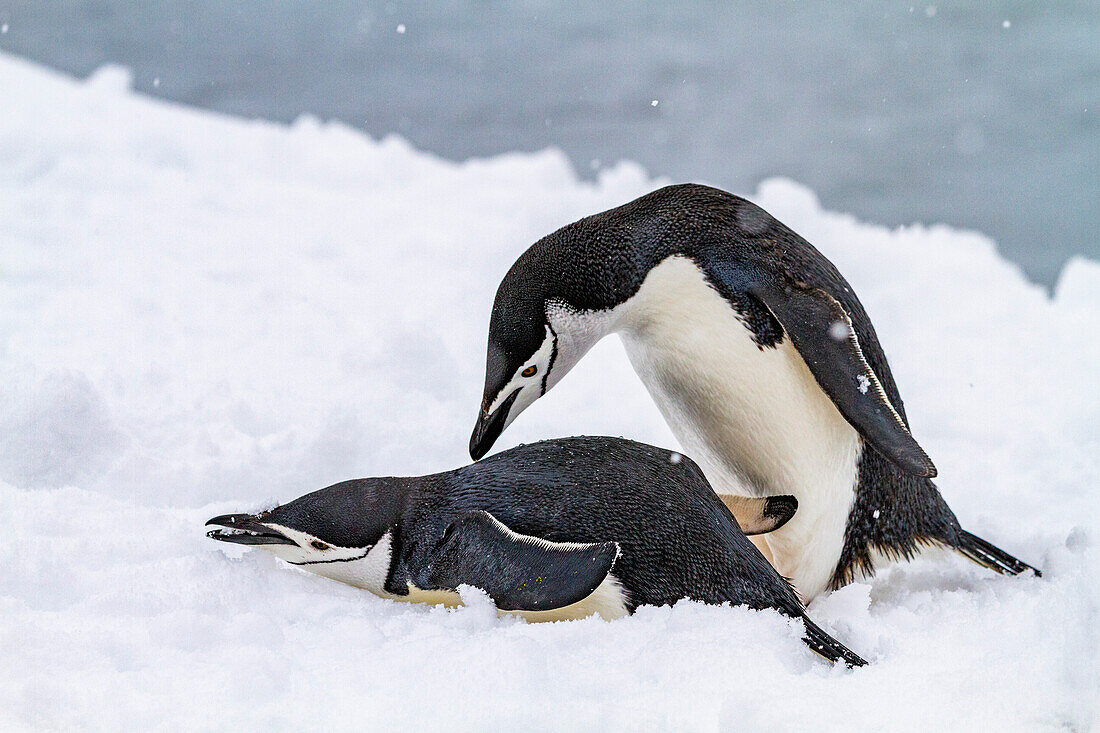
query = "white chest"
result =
(612, 256, 862, 600)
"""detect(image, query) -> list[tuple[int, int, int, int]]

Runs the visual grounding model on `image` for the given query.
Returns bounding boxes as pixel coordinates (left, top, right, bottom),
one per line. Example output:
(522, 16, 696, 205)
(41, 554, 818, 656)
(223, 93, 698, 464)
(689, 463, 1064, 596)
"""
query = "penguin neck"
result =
(606, 255, 862, 601)
(284, 477, 412, 595)
(544, 300, 622, 381)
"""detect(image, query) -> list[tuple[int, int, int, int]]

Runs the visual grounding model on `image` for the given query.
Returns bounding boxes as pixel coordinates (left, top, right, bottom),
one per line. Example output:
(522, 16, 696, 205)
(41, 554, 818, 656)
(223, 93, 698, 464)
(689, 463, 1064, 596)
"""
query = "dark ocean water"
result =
(1, 0, 1096, 286)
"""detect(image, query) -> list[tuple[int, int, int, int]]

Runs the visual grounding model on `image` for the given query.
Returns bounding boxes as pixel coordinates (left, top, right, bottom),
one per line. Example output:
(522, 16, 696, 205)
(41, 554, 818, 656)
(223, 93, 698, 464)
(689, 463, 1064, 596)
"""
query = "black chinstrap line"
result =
(289, 549, 373, 566)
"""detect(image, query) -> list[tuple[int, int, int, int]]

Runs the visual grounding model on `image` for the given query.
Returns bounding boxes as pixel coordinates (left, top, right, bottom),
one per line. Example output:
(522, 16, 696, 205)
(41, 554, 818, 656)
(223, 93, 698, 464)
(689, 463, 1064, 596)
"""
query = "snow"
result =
(828, 320, 849, 341)
(1, 52, 1097, 730)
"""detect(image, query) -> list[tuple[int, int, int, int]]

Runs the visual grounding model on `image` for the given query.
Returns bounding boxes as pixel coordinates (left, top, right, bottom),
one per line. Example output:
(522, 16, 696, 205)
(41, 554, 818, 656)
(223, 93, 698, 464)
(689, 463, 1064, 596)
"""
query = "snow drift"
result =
(0, 54, 1097, 730)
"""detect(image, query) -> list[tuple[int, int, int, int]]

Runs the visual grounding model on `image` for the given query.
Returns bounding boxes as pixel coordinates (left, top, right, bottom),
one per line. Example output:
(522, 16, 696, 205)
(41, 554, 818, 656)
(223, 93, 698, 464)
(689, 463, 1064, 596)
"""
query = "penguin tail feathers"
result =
(953, 529, 1041, 577)
(800, 616, 867, 668)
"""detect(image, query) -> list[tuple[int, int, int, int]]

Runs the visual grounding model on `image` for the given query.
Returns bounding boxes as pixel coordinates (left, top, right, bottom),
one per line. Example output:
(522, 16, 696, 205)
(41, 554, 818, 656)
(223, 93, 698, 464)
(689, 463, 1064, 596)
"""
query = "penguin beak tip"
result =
(205, 514, 295, 545)
(469, 416, 492, 460)
(469, 390, 521, 461)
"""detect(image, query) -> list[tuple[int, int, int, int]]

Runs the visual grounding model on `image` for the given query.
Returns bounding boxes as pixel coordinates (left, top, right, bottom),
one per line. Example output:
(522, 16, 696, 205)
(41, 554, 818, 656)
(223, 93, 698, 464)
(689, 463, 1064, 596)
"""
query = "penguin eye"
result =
(521, 365, 537, 378)
(310, 540, 329, 551)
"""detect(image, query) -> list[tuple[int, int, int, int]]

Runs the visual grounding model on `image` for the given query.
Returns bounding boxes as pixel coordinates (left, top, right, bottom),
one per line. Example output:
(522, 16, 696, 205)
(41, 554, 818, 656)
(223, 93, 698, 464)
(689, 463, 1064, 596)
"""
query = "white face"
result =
(257, 523, 371, 565)
(486, 324, 558, 433)
(248, 525, 395, 594)
(487, 302, 617, 432)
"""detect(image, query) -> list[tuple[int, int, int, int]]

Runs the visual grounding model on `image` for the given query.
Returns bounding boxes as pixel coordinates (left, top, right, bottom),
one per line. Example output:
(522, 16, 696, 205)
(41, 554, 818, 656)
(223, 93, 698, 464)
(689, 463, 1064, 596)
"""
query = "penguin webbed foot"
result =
(721, 494, 798, 535)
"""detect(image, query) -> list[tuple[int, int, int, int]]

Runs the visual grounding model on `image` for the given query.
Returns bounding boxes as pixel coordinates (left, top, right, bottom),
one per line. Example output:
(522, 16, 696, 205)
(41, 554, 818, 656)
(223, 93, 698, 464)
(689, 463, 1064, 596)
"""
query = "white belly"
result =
(614, 256, 862, 600)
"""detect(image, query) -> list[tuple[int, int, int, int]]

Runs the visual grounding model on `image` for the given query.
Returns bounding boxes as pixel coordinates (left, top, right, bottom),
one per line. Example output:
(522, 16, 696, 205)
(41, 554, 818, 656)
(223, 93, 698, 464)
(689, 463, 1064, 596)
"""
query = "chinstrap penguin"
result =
(469, 183, 1039, 601)
(207, 436, 866, 667)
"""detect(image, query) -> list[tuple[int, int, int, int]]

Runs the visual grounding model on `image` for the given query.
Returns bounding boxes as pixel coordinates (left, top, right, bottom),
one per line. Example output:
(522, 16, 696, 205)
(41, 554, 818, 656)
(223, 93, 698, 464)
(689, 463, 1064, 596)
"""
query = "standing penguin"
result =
(207, 436, 866, 666)
(469, 184, 1038, 601)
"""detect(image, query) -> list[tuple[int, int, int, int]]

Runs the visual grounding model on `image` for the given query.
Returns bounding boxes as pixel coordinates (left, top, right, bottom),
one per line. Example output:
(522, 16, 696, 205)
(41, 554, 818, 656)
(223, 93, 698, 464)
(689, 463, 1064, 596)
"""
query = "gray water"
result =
(1, 1, 1097, 286)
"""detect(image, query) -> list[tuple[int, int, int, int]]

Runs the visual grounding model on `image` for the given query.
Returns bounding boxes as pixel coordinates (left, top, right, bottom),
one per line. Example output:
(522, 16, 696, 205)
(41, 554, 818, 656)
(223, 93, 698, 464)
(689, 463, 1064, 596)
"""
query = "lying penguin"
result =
(469, 183, 1039, 600)
(207, 436, 866, 667)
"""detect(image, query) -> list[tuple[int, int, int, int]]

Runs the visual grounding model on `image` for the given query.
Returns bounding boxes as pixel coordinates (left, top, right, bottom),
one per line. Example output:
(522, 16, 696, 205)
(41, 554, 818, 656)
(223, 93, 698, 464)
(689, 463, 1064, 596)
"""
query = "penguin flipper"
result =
(416, 510, 620, 612)
(749, 280, 937, 478)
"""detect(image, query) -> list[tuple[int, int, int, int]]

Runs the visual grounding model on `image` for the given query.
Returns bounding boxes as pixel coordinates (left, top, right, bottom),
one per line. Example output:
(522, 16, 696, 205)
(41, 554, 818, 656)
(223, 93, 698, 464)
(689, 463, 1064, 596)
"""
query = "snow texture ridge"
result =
(0, 53, 1097, 730)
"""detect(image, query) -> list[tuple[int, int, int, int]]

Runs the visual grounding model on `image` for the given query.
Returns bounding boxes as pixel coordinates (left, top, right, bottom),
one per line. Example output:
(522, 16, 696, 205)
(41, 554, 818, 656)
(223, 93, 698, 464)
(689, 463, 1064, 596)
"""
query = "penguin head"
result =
(206, 478, 400, 565)
(470, 214, 635, 459)
(471, 290, 610, 460)
(469, 319, 555, 460)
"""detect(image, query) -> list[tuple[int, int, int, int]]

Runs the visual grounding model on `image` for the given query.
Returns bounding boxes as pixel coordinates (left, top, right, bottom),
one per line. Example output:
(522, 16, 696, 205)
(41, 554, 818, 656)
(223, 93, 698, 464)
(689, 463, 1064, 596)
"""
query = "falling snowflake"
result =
(828, 321, 849, 341)
(857, 374, 870, 394)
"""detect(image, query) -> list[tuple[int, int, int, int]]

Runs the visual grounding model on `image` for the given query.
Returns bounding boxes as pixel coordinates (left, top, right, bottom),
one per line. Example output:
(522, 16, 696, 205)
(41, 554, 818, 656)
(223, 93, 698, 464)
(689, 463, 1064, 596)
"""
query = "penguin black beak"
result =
(205, 514, 296, 545)
(469, 389, 520, 460)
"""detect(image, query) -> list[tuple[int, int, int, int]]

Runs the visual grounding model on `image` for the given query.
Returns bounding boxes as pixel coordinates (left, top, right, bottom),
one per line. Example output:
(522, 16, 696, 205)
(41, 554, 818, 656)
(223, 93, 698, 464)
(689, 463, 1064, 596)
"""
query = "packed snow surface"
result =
(1, 54, 1097, 731)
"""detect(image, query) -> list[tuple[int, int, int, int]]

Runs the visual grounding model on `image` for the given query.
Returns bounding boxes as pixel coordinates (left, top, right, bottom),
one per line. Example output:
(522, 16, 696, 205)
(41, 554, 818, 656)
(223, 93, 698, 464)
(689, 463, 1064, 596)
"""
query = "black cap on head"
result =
(485, 269, 551, 388)
(207, 478, 403, 549)
(265, 478, 401, 548)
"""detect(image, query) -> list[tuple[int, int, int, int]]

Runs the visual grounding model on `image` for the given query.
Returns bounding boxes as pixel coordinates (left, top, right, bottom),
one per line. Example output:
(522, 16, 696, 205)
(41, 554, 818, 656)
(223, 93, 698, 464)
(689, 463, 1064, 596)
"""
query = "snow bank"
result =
(1, 54, 1096, 731)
